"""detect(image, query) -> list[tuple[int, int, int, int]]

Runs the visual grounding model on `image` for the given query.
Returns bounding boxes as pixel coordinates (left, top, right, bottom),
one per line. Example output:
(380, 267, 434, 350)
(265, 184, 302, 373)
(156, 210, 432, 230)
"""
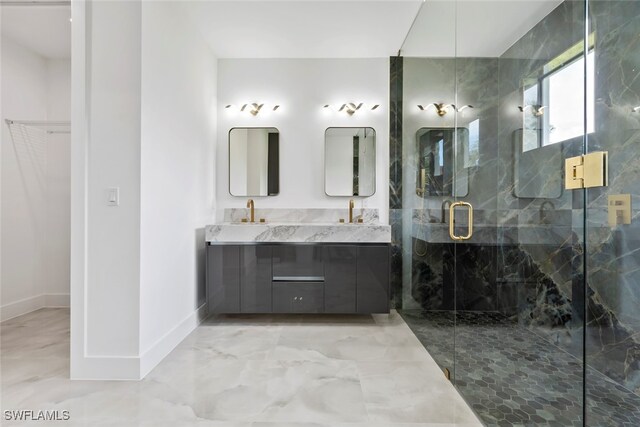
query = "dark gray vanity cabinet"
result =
(356, 246, 390, 313)
(206, 245, 241, 313)
(272, 246, 324, 281)
(324, 246, 357, 313)
(273, 282, 324, 313)
(206, 243, 389, 314)
(240, 245, 272, 313)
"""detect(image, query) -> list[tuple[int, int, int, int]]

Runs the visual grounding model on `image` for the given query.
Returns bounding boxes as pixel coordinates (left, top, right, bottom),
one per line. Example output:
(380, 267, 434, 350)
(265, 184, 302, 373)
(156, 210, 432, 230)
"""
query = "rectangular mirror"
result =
(229, 127, 279, 196)
(325, 127, 376, 197)
(416, 127, 470, 197)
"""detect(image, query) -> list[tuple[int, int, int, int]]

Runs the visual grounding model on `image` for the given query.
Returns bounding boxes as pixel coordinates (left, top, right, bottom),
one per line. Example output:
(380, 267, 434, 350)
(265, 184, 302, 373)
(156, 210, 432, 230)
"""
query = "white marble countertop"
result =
(206, 222, 391, 243)
(207, 208, 390, 243)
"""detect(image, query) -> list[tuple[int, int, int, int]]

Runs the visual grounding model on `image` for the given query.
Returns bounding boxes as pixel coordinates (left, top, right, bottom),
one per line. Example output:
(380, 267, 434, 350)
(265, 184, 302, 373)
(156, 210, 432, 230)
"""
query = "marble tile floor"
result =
(1, 308, 481, 427)
(400, 310, 640, 427)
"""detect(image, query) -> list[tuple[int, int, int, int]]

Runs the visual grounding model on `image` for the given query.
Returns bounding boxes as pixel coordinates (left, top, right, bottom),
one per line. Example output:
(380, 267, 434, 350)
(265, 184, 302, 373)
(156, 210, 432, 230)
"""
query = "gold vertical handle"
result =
(449, 201, 474, 241)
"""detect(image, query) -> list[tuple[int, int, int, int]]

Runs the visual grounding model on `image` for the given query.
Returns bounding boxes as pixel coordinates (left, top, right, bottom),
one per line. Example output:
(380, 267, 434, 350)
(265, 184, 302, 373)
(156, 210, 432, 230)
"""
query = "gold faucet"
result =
(247, 199, 255, 223)
(349, 199, 355, 223)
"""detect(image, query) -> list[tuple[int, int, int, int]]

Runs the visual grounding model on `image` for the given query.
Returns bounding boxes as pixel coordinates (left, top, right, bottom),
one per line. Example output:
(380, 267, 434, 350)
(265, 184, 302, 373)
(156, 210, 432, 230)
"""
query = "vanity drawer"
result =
(272, 282, 324, 313)
(272, 245, 324, 281)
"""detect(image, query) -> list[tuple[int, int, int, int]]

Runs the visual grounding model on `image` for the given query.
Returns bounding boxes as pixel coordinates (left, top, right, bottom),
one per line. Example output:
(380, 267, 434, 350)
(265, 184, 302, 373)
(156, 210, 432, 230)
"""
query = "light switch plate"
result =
(107, 187, 119, 206)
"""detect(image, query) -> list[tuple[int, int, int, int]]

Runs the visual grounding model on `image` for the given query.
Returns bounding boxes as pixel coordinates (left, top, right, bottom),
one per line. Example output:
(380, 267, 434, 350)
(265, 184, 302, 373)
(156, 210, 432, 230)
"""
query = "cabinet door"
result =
(241, 245, 273, 313)
(357, 245, 390, 313)
(324, 246, 357, 313)
(207, 245, 240, 313)
(273, 282, 324, 313)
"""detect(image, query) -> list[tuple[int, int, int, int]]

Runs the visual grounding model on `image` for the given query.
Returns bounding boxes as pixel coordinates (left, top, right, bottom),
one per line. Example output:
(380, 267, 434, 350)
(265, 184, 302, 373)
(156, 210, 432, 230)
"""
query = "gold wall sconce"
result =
(323, 103, 380, 115)
(225, 103, 280, 116)
(518, 104, 546, 116)
(417, 103, 473, 117)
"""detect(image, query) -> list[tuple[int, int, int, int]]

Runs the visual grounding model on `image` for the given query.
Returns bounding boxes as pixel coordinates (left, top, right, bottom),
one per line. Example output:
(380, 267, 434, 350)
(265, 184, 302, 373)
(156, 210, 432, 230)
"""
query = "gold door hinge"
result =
(565, 151, 608, 189)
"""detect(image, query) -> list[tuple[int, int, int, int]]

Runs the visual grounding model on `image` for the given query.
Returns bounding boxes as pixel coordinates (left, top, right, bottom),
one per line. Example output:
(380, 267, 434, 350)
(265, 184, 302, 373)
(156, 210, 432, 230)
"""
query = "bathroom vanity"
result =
(206, 243, 389, 314)
(212, 125, 389, 314)
(205, 209, 391, 315)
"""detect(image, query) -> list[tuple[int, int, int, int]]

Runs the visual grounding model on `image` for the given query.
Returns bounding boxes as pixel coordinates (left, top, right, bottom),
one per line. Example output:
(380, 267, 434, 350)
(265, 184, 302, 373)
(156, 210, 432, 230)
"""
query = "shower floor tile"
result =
(400, 310, 640, 427)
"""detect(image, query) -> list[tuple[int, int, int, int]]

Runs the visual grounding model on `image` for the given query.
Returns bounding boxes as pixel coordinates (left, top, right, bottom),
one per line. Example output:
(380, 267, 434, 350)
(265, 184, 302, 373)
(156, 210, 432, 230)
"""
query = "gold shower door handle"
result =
(449, 201, 474, 241)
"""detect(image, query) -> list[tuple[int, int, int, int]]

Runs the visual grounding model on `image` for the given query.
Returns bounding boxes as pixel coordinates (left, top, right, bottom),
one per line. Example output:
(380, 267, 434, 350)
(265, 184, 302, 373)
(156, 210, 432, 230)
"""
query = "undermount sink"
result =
(205, 221, 391, 243)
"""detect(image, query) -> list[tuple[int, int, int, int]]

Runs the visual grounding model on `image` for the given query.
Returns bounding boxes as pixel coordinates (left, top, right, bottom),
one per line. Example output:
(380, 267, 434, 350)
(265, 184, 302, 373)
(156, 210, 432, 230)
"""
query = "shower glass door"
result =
(451, 0, 589, 425)
(584, 1, 640, 425)
(400, 0, 640, 425)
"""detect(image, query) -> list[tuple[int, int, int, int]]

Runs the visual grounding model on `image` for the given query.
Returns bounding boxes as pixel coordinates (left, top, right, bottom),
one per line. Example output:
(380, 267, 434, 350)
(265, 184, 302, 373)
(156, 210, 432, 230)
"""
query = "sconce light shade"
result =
(225, 103, 280, 116)
(518, 104, 545, 116)
(632, 106, 640, 113)
(417, 103, 473, 116)
(324, 103, 380, 115)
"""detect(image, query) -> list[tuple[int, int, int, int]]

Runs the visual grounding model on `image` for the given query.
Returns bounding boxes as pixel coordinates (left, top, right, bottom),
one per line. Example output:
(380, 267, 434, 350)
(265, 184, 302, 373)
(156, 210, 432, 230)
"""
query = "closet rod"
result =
(5, 119, 70, 126)
(0, 1, 70, 6)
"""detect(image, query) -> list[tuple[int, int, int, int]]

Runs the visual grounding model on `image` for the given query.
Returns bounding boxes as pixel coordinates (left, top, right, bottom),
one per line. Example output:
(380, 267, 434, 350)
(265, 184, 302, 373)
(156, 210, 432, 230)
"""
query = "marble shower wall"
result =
(498, 0, 640, 397)
(495, 0, 587, 351)
(389, 56, 403, 309)
(585, 0, 640, 395)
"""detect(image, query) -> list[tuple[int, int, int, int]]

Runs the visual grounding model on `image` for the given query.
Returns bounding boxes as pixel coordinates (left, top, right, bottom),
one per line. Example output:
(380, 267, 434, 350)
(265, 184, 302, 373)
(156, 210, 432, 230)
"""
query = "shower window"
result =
(521, 37, 595, 152)
(542, 49, 595, 145)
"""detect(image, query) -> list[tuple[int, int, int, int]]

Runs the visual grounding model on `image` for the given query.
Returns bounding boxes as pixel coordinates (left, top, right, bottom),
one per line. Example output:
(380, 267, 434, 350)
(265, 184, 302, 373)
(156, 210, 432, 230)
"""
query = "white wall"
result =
(71, 0, 216, 379)
(45, 60, 71, 305)
(84, 0, 142, 365)
(216, 59, 389, 223)
(139, 0, 216, 376)
(1, 36, 48, 320)
(1, 35, 71, 321)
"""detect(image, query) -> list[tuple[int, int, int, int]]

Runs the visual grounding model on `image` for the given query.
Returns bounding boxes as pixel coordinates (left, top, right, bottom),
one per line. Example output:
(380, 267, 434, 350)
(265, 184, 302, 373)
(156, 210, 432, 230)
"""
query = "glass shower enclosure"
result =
(392, 0, 640, 425)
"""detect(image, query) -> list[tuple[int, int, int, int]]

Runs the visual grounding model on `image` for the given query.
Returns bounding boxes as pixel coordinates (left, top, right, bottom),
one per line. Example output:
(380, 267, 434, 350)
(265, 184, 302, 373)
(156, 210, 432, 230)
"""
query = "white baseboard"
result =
(140, 303, 208, 378)
(70, 354, 141, 381)
(0, 293, 70, 322)
(45, 293, 71, 307)
(1, 295, 46, 322)
(70, 304, 208, 380)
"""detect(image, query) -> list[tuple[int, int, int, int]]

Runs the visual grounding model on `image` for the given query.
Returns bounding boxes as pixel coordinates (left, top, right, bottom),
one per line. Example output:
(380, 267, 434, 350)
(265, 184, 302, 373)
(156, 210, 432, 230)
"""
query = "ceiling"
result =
(401, 0, 564, 57)
(1, 2, 72, 59)
(0, 0, 563, 60)
(183, 0, 423, 58)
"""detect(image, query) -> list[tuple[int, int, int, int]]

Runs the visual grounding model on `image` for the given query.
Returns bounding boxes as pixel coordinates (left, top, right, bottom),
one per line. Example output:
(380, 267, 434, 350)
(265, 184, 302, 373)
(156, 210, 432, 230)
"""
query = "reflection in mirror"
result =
(416, 128, 470, 197)
(325, 127, 376, 197)
(229, 127, 279, 196)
